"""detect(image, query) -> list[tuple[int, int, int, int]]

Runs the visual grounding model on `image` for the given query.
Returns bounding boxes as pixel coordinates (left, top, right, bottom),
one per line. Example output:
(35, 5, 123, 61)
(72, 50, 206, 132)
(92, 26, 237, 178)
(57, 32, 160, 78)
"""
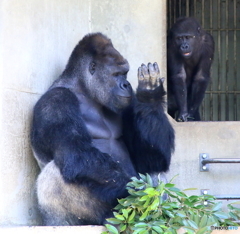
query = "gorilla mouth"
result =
(117, 95, 132, 104)
(117, 95, 131, 100)
(183, 52, 192, 57)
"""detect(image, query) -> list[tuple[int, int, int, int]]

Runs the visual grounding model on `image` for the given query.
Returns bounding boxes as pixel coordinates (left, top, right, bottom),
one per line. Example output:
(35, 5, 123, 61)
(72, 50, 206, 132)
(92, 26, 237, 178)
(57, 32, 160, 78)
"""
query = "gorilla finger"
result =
(138, 67, 144, 81)
(156, 78, 160, 87)
(141, 64, 150, 78)
(148, 63, 157, 86)
(156, 77, 165, 87)
(153, 62, 160, 76)
(148, 63, 157, 76)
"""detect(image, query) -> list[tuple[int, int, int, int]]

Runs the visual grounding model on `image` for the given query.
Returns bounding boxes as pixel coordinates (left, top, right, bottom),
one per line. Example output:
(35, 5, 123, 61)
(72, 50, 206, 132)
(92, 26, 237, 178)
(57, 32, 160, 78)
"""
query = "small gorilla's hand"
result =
(177, 112, 189, 122)
(138, 62, 163, 91)
(177, 113, 195, 122)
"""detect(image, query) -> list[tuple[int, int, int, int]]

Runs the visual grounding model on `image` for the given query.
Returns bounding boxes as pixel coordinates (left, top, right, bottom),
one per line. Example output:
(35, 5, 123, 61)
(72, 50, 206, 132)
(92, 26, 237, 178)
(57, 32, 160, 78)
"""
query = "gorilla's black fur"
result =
(31, 32, 175, 226)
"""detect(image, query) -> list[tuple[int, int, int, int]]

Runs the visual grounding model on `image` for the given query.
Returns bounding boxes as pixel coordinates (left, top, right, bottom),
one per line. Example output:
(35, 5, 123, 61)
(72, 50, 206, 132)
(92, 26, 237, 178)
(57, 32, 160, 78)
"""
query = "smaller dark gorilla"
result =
(167, 17, 214, 121)
(30, 32, 175, 226)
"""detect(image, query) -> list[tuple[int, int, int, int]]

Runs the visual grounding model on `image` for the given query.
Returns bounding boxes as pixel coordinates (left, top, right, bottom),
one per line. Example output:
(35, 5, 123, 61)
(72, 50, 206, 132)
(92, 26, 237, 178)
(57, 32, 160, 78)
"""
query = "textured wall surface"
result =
(0, 0, 167, 226)
(168, 121, 240, 199)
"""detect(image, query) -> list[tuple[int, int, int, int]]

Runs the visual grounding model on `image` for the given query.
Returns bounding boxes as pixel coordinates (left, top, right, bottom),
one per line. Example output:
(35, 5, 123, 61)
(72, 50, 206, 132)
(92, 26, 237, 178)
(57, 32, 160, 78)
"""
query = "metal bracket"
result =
(199, 153, 240, 172)
(199, 153, 209, 172)
(200, 189, 210, 205)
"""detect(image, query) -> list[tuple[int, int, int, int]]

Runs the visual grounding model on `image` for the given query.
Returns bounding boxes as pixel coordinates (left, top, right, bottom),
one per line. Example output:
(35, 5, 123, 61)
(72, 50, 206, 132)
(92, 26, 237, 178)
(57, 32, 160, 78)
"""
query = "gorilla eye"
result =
(113, 72, 120, 77)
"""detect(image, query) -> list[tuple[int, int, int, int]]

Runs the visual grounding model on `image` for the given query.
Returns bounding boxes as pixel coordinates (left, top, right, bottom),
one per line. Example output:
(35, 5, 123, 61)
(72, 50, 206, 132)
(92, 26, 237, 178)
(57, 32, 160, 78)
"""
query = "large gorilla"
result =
(31, 32, 175, 226)
(167, 17, 214, 121)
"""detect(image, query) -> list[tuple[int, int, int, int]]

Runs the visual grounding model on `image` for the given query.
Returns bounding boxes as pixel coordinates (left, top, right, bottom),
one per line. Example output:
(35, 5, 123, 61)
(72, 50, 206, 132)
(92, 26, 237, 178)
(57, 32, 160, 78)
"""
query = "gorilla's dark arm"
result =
(167, 56, 188, 120)
(189, 33, 214, 117)
(123, 63, 175, 174)
(31, 87, 129, 201)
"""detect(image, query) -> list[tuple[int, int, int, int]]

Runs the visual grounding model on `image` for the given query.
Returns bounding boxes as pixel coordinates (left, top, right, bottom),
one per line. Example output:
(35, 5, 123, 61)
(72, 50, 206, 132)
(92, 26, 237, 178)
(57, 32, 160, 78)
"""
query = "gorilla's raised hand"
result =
(136, 62, 165, 103)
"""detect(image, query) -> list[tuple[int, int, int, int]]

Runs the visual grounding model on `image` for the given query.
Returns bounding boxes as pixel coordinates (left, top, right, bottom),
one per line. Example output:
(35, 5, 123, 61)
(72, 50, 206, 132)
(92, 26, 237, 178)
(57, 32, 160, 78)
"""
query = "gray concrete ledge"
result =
(0, 226, 239, 234)
(0, 226, 106, 234)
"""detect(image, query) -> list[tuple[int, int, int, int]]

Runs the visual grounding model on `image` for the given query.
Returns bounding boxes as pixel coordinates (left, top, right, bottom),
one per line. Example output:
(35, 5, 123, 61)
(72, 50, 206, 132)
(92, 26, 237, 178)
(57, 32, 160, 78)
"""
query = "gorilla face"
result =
(175, 34, 196, 59)
(170, 18, 201, 60)
(85, 36, 133, 112)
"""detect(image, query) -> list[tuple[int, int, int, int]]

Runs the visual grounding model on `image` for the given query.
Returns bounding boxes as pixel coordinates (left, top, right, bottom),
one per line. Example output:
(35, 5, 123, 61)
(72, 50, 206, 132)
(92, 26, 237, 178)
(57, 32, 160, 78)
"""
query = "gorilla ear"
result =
(89, 62, 96, 75)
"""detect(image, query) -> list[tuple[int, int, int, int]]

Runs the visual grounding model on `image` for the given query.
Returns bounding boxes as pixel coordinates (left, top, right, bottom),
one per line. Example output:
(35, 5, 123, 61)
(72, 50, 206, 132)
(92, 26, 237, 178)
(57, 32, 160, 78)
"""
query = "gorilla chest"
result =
(82, 108, 122, 140)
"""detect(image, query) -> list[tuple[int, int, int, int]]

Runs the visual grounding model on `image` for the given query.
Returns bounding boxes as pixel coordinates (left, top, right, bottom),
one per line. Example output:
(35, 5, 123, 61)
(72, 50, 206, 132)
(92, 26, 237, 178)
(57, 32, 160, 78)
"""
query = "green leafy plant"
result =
(102, 174, 240, 234)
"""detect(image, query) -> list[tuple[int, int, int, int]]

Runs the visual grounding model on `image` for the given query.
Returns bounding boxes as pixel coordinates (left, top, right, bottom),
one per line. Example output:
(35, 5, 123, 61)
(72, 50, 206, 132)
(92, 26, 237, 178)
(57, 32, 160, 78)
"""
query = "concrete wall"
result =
(0, 0, 167, 226)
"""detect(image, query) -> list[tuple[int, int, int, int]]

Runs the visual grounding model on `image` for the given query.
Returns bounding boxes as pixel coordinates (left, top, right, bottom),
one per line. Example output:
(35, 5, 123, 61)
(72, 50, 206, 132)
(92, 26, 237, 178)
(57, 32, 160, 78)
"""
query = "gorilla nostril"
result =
(120, 81, 130, 90)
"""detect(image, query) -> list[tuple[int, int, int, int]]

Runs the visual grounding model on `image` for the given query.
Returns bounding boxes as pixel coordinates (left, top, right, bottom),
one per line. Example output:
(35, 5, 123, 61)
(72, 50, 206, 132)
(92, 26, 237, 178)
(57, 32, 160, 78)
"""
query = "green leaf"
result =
(212, 202, 222, 211)
(143, 198, 151, 208)
(105, 224, 119, 234)
(196, 226, 209, 234)
(176, 210, 186, 218)
(150, 198, 159, 210)
(134, 222, 148, 228)
(165, 183, 175, 188)
(188, 195, 202, 202)
(187, 220, 198, 229)
(139, 195, 149, 201)
(199, 214, 207, 228)
(169, 174, 179, 183)
(182, 219, 189, 226)
(146, 173, 153, 186)
(191, 213, 199, 224)
(167, 187, 181, 192)
(144, 188, 155, 195)
(106, 218, 122, 225)
(140, 210, 149, 220)
(128, 210, 136, 222)
(115, 214, 125, 221)
(122, 209, 130, 219)
(139, 173, 147, 181)
(139, 229, 149, 234)
(183, 188, 198, 191)
(152, 226, 163, 233)
(132, 228, 146, 234)
(175, 191, 188, 198)
(184, 199, 194, 207)
(157, 182, 165, 193)
(164, 210, 175, 218)
(213, 211, 229, 219)
(119, 224, 127, 232)
(229, 211, 238, 220)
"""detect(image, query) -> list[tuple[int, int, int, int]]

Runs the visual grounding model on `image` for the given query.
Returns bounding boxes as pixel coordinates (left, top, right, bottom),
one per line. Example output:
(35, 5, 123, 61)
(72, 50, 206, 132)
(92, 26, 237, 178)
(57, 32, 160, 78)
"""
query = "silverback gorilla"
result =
(167, 17, 214, 121)
(30, 32, 175, 226)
